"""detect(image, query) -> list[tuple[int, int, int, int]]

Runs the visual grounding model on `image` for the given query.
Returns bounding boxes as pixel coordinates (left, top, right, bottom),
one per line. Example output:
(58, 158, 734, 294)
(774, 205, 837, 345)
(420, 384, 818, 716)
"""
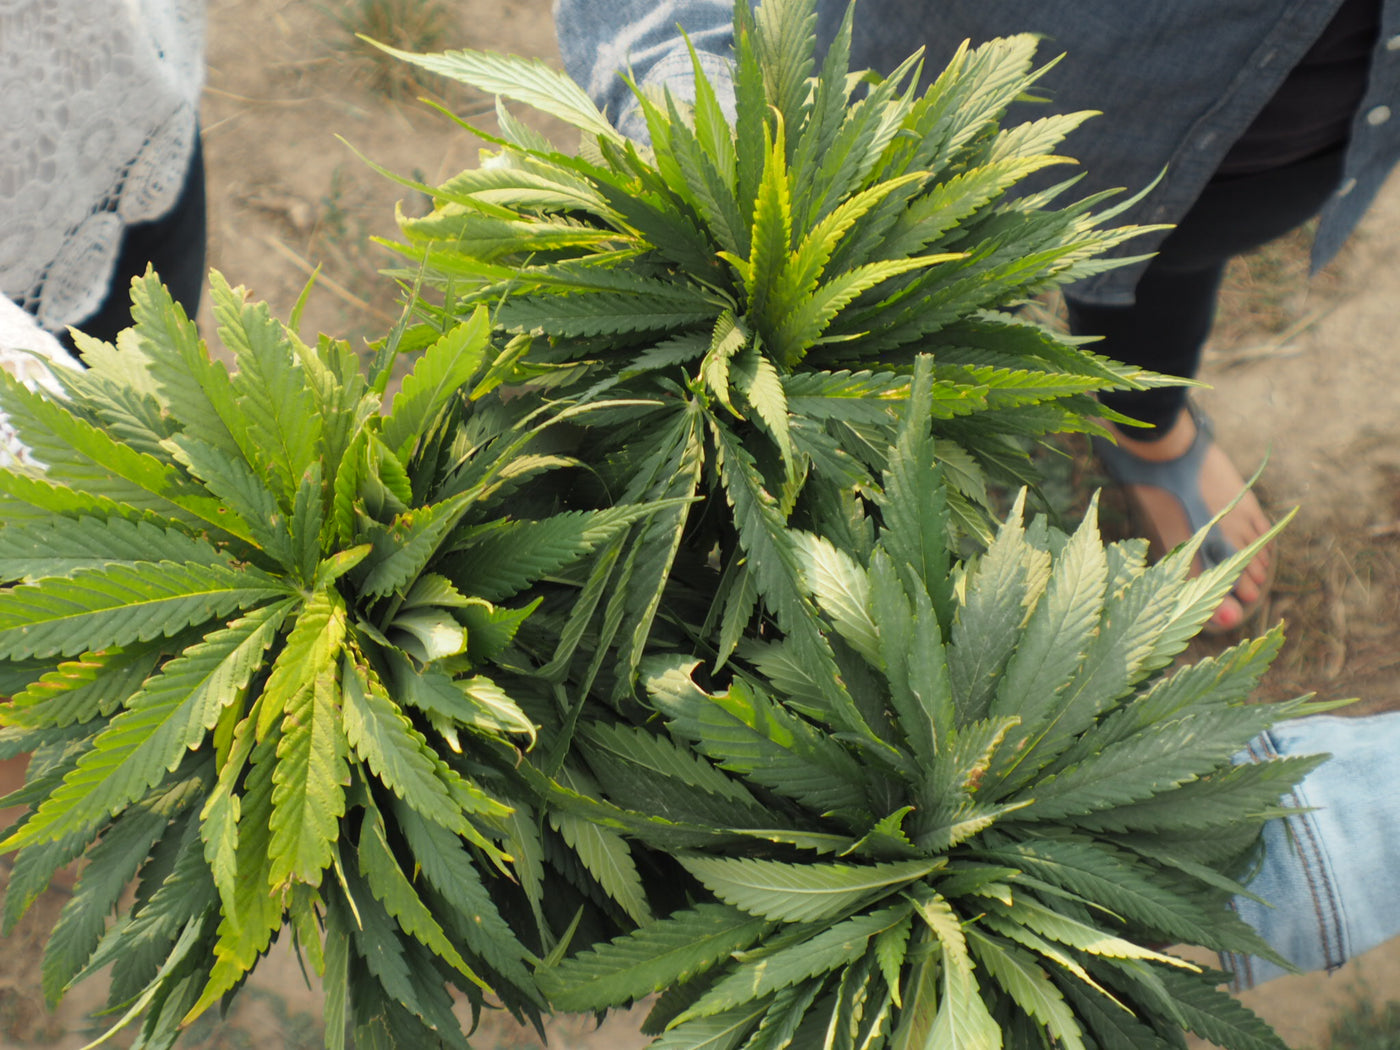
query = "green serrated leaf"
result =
(678, 902, 910, 1023)
(393, 802, 539, 1000)
(701, 310, 749, 416)
(551, 809, 652, 926)
(163, 431, 289, 560)
(187, 732, 282, 1021)
(0, 560, 289, 661)
(645, 657, 872, 817)
(340, 859, 468, 1043)
(357, 805, 488, 989)
(651, 1004, 768, 1050)
(947, 492, 1048, 725)
(378, 42, 624, 142)
(3, 830, 94, 933)
(1011, 708, 1274, 823)
(710, 422, 869, 739)
(8, 601, 291, 848)
(540, 902, 772, 1013)
(210, 272, 324, 504)
(793, 531, 878, 666)
(382, 307, 491, 459)
(681, 855, 940, 924)
(989, 497, 1107, 741)
(338, 652, 474, 817)
(268, 625, 348, 888)
(0, 369, 241, 536)
(0, 516, 233, 581)
(496, 291, 718, 339)
(582, 721, 767, 825)
(967, 928, 1085, 1049)
(42, 781, 197, 1003)
(446, 504, 663, 602)
(1149, 966, 1289, 1050)
(6, 647, 161, 729)
(361, 491, 476, 598)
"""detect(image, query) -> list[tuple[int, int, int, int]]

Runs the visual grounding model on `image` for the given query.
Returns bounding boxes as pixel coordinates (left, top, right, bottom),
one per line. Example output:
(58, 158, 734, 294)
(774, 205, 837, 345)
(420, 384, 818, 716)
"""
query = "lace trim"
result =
(0, 0, 206, 333)
(0, 297, 79, 469)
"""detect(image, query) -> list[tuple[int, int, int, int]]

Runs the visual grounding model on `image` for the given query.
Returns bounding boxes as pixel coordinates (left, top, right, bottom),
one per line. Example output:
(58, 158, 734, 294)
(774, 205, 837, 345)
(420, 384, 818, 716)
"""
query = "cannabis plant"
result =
(374, 0, 1176, 697)
(539, 360, 1325, 1050)
(0, 273, 650, 1047)
(0, 2, 1327, 1047)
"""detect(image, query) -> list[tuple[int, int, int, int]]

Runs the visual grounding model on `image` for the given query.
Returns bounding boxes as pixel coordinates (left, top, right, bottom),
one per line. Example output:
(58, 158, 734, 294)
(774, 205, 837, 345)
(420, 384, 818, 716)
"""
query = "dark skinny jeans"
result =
(1066, 144, 1347, 437)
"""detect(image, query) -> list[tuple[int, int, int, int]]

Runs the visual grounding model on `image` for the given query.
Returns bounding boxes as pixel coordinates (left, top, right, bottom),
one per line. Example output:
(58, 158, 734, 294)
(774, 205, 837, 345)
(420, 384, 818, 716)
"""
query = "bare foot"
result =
(1109, 408, 1272, 632)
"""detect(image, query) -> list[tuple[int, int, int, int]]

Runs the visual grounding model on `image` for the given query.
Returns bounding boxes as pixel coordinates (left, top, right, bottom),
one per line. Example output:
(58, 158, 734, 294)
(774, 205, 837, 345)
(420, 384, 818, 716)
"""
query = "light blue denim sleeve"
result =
(1228, 714, 1400, 988)
(552, 0, 738, 140)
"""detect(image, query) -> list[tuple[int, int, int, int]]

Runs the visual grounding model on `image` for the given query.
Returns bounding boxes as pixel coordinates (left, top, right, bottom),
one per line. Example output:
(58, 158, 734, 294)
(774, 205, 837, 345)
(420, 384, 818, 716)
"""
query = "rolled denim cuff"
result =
(1226, 714, 1400, 988)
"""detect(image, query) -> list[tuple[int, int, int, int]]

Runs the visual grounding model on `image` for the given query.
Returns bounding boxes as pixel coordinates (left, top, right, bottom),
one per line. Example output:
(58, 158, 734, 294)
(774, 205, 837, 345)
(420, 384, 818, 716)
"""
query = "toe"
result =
(1210, 594, 1246, 633)
(1232, 571, 1262, 606)
(1231, 507, 1273, 598)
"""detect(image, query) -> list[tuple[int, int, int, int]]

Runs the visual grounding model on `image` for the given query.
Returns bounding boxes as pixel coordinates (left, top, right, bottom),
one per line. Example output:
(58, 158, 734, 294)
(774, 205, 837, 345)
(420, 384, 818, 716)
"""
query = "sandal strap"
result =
(1092, 402, 1236, 569)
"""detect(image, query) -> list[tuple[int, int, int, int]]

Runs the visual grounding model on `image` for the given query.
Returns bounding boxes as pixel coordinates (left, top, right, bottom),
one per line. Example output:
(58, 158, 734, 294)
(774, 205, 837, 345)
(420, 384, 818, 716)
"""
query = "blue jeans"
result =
(1230, 715, 1400, 987)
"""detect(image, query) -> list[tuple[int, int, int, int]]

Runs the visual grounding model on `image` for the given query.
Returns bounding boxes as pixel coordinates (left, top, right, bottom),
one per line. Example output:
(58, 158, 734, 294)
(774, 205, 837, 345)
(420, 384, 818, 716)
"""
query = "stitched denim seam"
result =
(1223, 737, 1271, 991)
(1288, 798, 1348, 970)
(1261, 730, 1349, 971)
(1224, 899, 1255, 992)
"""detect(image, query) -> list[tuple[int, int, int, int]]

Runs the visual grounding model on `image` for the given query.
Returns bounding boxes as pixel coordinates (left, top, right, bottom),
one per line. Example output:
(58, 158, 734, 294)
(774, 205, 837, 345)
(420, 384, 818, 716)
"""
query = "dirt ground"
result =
(3, 0, 1400, 1046)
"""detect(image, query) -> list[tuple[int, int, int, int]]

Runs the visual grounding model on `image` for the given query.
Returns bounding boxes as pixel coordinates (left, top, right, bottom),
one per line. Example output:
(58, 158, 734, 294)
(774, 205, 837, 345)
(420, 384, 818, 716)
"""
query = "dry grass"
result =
(1251, 512, 1400, 712)
(1212, 222, 1343, 353)
(321, 0, 454, 98)
(1324, 991, 1400, 1049)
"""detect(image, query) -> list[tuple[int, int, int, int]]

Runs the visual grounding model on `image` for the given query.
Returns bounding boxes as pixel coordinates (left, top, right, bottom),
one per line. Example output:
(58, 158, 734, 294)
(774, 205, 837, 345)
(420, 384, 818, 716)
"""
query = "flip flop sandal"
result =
(1091, 402, 1265, 634)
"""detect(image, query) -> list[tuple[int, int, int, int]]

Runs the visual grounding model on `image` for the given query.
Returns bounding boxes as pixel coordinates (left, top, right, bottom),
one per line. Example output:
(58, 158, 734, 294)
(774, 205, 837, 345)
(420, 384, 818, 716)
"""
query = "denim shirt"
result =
(553, 0, 1400, 305)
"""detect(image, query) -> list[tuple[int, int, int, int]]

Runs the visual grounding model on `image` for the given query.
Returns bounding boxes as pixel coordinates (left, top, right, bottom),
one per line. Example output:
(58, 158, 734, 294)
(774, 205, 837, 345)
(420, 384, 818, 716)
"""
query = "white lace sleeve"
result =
(0, 297, 81, 470)
(0, 0, 206, 334)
